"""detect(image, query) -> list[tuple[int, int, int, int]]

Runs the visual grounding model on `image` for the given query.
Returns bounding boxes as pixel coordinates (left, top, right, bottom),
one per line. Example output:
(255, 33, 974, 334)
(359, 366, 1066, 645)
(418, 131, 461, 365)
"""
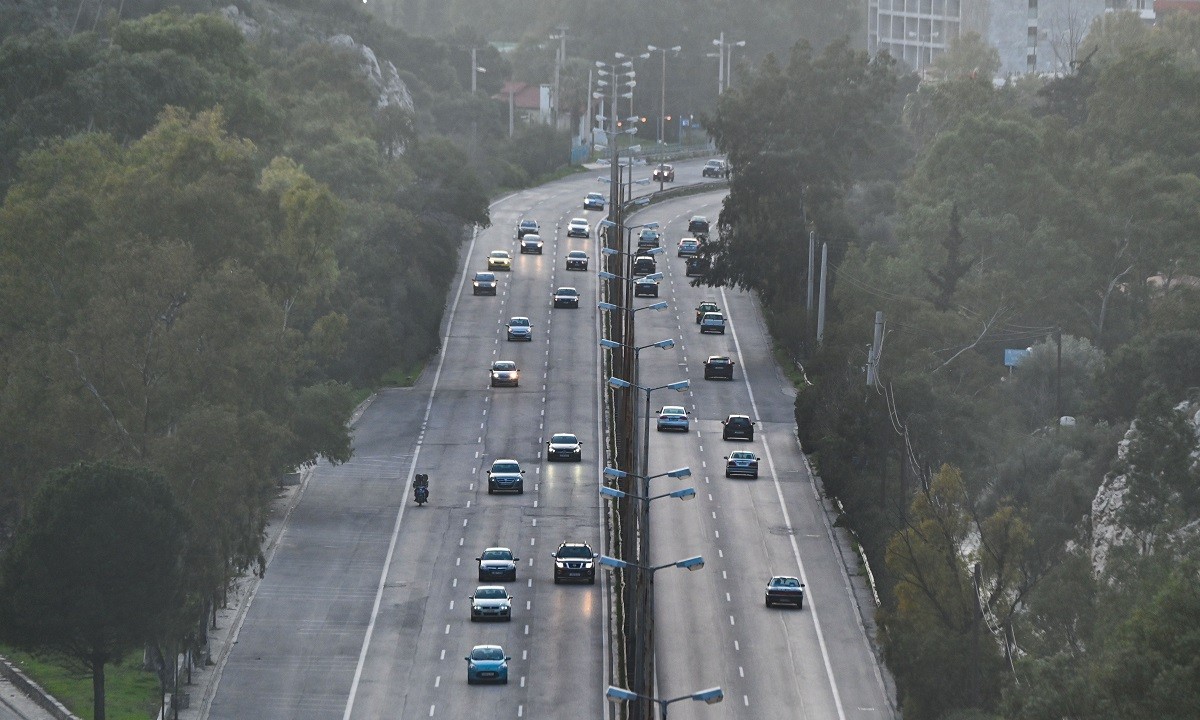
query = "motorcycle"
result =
(413, 473, 429, 506)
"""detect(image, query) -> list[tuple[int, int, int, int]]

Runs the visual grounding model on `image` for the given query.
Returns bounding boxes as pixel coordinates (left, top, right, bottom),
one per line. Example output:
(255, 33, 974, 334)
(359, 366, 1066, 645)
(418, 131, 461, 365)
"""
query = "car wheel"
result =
(501, 677, 508, 685)
(765, 598, 772, 607)
(468, 678, 476, 685)
(798, 598, 804, 610)
(514, 380, 519, 387)
(589, 575, 596, 585)
(488, 486, 494, 495)
(509, 572, 517, 582)
(748, 432, 754, 441)
(751, 472, 758, 479)
(554, 576, 562, 584)
(517, 487, 523, 494)
(722, 432, 730, 440)
(725, 471, 732, 478)
(470, 615, 477, 622)
(574, 454, 582, 462)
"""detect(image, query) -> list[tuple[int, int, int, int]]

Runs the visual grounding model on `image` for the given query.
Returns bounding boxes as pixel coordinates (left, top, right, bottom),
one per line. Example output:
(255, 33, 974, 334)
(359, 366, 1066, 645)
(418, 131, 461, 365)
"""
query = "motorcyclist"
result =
(413, 473, 429, 505)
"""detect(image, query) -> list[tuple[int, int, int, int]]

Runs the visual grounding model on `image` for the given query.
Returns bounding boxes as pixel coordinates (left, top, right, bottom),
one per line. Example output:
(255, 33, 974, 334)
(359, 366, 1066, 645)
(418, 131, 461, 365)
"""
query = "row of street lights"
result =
(590, 89, 722, 717)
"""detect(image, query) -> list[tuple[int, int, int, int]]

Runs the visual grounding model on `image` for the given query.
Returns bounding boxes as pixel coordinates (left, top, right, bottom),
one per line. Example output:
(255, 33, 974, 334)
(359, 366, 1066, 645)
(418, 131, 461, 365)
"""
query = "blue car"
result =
(466, 644, 511, 684)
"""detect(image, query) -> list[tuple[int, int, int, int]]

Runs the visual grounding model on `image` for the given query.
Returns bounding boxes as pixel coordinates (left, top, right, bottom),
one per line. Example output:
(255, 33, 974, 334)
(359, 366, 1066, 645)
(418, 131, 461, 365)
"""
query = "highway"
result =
(205, 159, 894, 720)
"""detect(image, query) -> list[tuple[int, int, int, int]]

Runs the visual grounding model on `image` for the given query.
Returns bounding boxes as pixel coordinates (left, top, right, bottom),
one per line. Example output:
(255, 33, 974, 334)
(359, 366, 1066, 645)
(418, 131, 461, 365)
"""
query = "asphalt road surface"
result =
(206, 158, 894, 720)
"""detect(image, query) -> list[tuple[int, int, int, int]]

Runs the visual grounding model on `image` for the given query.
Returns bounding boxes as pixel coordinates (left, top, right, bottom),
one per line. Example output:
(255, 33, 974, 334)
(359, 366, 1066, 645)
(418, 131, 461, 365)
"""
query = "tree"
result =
(0, 462, 186, 720)
(702, 38, 899, 302)
(881, 465, 1029, 719)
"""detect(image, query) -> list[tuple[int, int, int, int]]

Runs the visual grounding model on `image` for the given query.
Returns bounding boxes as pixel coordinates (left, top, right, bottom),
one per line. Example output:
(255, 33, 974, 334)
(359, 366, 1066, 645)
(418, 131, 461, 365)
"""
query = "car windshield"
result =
(476, 273, 495, 281)
(661, 407, 685, 416)
(520, 220, 537, 228)
(681, 240, 698, 246)
(571, 218, 587, 225)
(728, 417, 750, 425)
(509, 318, 529, 327)
(556, 288, 577, 296)
(491, 462, 520, 473)
(475, 588, 507, 599)
(700, 303, 718, 310)
(481, 550, 512, 561)
(471, 647, 505, 661)
(493, 362, 516, 371)
(557, 545, 593, 558)
(569, 251, 586, 258)
(551, 434, 578, 444)
(731, 452, 754, 460)
(773, 577, 800, 587)
(587, 193, 603, 200)
(490, 251, 509, 258)
(709, 357, 729, 363)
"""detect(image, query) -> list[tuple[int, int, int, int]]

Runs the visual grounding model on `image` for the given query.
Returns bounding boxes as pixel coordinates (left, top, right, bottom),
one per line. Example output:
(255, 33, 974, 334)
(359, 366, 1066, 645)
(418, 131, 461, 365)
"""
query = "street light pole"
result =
(647, 45, 680, 144)
(607, 375, 690, 720)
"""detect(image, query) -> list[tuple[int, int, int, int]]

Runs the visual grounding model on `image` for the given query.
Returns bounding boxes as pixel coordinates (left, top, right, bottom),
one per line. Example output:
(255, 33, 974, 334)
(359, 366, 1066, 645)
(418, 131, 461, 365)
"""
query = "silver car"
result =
(469, 585, 513, 621)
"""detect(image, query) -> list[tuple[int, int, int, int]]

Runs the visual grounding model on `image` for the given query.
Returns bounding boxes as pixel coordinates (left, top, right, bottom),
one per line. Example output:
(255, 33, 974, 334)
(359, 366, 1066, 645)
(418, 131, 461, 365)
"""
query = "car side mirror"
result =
(475, 557, 482, 562)
(521, 470, 526, 474)
(549, 552, 556, 559)
(505, 656, 512, 661)
(593, 553, 599, 558)
(723, 456, 729, 460)
(465, 657, 471, 662)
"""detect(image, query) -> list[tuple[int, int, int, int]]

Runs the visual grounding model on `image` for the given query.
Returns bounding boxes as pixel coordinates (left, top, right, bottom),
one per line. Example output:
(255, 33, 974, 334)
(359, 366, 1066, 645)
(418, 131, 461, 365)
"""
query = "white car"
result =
(567, 218, 591, 238)
(656, 405, 690, 432)
(506, 316, 532, 341)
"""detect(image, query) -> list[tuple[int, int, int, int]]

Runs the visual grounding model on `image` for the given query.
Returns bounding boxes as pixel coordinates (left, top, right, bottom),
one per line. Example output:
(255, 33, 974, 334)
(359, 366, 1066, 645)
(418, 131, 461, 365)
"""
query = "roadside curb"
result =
(0, 656, 81, 720)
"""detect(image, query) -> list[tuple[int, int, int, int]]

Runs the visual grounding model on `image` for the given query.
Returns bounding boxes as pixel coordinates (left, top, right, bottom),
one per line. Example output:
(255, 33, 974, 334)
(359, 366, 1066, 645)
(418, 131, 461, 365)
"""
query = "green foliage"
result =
(881, 466, 1021, 719)
(0, 462, 186, 719)
(703, 39, 901, 304)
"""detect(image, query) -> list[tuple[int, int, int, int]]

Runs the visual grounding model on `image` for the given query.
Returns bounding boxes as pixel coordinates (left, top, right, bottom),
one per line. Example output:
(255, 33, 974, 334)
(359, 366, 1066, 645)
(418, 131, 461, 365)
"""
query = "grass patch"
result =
(379, 357, 428, 388)
(772, 344, 808, 389)
(0, 645, 161, 720)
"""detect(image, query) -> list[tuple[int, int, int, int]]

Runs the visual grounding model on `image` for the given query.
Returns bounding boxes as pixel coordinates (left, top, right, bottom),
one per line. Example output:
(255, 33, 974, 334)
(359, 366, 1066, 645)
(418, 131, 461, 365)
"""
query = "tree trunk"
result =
(92, 656, 106, 720)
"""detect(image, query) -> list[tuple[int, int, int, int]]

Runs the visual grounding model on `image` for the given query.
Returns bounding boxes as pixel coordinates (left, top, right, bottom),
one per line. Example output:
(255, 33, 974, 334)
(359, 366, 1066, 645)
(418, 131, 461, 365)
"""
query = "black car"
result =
(551, 541, 597, 584)
(688, 216, 709, 234)
(637, 227, 662, 249)
(721, 414, 754, 441)
(632, 254, 657, 275)
(584, 192, 606, 210)
(472, 271, 498, 296)
(652, 163, 675, 182)
(519, 233, 543, 254)
(516, 219, 540, 238)
(546, 432, 583, 462)
(565, 251, 589, 271)
(486, 459, 525, 494)
(765, 576, 805, 608)
(553, 287, 580, 308)
(477, 547, 519, 581)
(686, 256, 710, 277)
(704, 356, 735, 380)
(702, 159, 728, 178)
(634, 277, 659, 297)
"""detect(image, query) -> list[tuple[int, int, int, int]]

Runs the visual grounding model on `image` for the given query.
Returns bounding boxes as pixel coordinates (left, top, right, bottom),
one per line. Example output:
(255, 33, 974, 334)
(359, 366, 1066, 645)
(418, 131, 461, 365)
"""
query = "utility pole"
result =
(716, 31, 725, 94)
(806, 230, 816, 315)
(816, 242, 828, 344)
(1054, 327, 1063, 421)
(551, 25, 568, 128)
(471, 47, 477, 93)
(867, 311, 884, 386)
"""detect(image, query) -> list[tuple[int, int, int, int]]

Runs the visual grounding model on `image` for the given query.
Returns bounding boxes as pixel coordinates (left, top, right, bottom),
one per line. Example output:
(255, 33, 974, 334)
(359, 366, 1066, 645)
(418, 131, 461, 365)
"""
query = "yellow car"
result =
(487, 250, 512, 271)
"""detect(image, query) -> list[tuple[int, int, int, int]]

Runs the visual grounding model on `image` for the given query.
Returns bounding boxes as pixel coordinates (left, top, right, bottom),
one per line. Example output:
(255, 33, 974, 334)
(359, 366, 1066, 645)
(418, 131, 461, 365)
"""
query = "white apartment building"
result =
(868, 0, 1108, 77)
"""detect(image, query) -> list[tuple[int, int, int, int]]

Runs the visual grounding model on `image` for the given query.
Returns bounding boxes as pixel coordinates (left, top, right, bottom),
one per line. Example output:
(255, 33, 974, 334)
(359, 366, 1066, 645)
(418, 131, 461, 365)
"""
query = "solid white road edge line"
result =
(720, 285, 849, 720)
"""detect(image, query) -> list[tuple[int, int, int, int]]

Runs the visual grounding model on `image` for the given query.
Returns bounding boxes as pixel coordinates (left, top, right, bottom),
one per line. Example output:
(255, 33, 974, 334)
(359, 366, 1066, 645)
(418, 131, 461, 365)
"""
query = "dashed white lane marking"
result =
(730, 615, 736, 626)
(444, 624, 450, 634)
(735, 640, 740, 651)
(463, 519, 469, 527)
(739, 666, 745, 677)
(440, 649, 445, 660)
(434, 676, 441, 687)
(429, 704, 434, 717)
(449, 600, 455, 610)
